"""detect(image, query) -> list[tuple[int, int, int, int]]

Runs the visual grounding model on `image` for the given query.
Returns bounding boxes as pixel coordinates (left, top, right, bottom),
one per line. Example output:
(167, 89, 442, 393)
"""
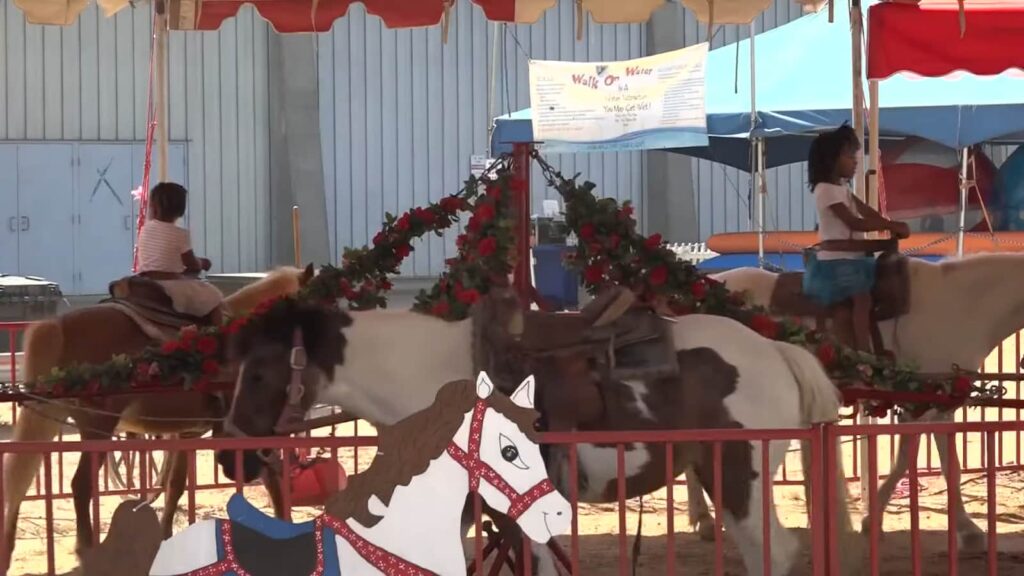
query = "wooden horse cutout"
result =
(79, 374, 572, 576)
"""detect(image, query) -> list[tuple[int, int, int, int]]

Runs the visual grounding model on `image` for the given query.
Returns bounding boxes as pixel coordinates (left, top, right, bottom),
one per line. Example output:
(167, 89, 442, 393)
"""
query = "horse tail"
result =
(772, 341, 840, 425)
(4, 320, 68, 556)
(776, 340, 865, 574)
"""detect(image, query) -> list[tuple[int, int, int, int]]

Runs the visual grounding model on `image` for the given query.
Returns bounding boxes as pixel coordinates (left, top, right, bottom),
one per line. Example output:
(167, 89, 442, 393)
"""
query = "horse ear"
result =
(476, 372, 495, 399)
(302, 263, 316, 284)
(510, 375, 535, 409)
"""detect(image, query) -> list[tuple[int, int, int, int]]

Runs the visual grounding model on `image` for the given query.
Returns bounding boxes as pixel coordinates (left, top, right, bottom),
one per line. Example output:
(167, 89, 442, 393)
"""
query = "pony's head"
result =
(217, 298, 352, 482)
(464, 373, 572, 542)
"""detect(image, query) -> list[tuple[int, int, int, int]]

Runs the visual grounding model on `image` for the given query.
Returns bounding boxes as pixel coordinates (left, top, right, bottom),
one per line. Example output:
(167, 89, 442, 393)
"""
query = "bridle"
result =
(446, 397, 556, 521)
(223, 328, 315, 471)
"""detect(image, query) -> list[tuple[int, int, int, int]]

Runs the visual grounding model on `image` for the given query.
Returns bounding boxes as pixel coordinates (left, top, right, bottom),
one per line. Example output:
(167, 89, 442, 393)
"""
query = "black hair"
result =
(149, 182, 188, 221)
(808, 124, 860, 190)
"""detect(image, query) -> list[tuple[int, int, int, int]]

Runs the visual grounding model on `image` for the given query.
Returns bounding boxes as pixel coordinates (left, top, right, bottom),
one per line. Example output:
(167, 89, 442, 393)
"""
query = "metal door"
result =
(0, 145, 18, 275)
(16, 144, 76, 291)
(76, 144, 134, 295)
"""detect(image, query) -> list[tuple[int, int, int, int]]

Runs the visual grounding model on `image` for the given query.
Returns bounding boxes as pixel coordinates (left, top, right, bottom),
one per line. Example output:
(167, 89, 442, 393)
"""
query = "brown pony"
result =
(2, 265, 314, 562)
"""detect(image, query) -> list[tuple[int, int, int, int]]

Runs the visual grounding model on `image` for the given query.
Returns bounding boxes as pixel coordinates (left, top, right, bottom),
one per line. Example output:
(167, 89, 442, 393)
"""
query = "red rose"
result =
(478, 237, 499, 257)
(691, 279, 707, 300)
(372, 231, 387, 246)
(202, 359, 220, 376)
(619, 205, 634, 220)
(396, 213, 412, 232)
(195, 377, 213, 393)
(608, 235, 621, 250)
(456, 234, 468, 249)
(486, 184, 502, 199)
(457, 288, 481, 305)
(440, 196, 464, 214)
(394, 243, 412, 259)
(197, 336, 219, 356)
(225, 318, 247, 335)
(161, 341, 181, 354)
(475, 203, 496, 224)
(584, 264, 605, 284)
(379, 278, 393, 291)
(649, 265, 669, 286)
(749, 314, 778, 339)
(431, 300, 451, 317)
(415, 207, 436, 226)
(467, 216, 482, 234)
(579, 223, 596, 241)
(644, 233, 663, 250)
(134, 362, 151, 384)
(816, 343, 837, 367)
(951, 376, 973, 398)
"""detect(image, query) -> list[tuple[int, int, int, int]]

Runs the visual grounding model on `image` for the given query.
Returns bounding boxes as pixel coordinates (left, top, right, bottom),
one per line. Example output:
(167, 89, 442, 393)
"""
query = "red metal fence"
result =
(2, 322, 1023, 574)
(0, 422, 1021, 575)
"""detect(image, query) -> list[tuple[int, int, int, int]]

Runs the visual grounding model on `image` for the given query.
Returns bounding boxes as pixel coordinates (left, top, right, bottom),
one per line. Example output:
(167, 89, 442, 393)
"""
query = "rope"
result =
(132, 9, 160, 273)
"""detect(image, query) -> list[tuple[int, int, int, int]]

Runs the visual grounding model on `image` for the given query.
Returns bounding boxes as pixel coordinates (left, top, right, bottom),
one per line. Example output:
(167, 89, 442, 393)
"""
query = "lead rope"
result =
(631, 496, 644, 576)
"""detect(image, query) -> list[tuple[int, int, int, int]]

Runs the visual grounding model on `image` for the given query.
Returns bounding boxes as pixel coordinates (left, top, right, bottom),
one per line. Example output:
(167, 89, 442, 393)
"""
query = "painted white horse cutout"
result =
(712, 253, 1024, 550)
(77, 373, 571, 576)
(215, 291, 862, 575)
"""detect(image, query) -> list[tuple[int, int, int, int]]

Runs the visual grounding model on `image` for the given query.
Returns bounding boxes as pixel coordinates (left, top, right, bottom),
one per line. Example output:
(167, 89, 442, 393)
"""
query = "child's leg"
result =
(850, 292, 873, 353)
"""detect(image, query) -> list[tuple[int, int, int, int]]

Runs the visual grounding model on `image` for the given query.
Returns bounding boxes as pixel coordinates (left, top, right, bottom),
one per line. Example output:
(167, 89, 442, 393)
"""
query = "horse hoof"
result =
(860, 516, 886, 539)
(696, 518, 717, 542)
(960, 531, 987, 553)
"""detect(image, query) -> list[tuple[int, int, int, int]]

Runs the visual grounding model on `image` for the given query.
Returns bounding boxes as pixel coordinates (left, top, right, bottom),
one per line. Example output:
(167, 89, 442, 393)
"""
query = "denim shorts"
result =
(802, 251, 876, 307)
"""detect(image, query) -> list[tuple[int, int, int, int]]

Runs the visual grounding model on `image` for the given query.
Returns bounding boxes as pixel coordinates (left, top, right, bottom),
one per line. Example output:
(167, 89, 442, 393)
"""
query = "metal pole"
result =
(957, 148, 969, 257)
(749, 21, 766, 267)
(486, 22, 502, 157)
(850, 0, 866, 200)
(155, 2, 168, 183)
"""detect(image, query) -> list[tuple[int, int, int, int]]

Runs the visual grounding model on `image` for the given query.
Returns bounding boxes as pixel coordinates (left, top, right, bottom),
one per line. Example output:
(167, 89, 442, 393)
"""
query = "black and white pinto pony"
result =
(711, 252, 1024, 551)
(214, 294, 862, 575)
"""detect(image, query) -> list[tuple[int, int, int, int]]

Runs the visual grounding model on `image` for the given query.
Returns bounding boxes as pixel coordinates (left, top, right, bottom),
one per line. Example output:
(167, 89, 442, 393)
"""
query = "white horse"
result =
(220, 298, 860, 576)
(711, 252, 1024, 550)
(139, 374, 571, 576)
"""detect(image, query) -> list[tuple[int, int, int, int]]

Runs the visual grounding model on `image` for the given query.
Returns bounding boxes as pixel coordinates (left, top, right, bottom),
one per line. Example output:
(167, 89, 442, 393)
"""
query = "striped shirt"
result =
(137, 219, 191, 274)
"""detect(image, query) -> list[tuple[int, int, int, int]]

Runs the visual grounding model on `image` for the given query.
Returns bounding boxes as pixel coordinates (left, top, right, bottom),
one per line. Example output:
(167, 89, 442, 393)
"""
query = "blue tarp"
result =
(492, 0, 1024, 169)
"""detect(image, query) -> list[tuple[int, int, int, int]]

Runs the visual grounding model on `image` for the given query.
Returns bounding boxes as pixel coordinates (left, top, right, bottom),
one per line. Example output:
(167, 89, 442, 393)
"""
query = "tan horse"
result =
(2, 265, 314, 563)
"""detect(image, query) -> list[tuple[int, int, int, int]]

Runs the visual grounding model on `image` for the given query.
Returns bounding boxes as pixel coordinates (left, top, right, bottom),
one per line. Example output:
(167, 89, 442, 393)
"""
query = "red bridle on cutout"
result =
(445, 399, 556, 521)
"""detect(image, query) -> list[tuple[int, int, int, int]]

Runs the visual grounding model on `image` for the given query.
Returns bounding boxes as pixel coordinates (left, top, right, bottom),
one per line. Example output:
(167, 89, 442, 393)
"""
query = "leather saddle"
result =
(105, 275, 213, 334)
(770, 251, 910, 354)
(500, 287, 679, 382)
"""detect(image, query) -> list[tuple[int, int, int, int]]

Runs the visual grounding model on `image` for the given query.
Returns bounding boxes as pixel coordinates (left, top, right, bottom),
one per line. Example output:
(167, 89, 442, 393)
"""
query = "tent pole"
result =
(155, 2, 168, 182)
(868, 80, 880, 212)
(486, 22, 501, 157)
(850, 0, 865, 201)
(749, 21, 765, 267)
(957, 148, 969, 257)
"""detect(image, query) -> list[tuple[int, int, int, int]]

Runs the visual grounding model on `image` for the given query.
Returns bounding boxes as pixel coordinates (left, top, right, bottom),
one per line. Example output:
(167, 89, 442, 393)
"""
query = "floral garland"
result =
(26, 158, 975, 416)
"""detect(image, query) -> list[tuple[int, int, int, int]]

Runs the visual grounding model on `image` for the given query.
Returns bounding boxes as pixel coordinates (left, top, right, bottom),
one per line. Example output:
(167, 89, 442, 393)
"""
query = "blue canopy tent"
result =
(491, 0, 1024, 170)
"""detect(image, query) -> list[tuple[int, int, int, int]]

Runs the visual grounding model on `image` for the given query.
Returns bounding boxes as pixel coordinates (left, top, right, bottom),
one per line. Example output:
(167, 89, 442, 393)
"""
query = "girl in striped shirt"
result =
(136, 182, 224, 323)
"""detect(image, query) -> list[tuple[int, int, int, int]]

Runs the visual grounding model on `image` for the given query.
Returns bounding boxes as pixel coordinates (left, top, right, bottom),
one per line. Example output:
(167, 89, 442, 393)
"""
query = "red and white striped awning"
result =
(15, 0, 815, 32)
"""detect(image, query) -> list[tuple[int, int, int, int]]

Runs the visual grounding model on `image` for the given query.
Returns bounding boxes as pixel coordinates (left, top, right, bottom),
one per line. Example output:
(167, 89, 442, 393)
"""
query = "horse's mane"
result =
(224, 267, 306, 315)
(325, 378, 540, 528)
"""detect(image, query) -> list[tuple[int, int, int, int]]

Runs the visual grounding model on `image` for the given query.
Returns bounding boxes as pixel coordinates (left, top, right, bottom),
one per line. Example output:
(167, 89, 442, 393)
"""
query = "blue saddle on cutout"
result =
(226, 493, 316, 539)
